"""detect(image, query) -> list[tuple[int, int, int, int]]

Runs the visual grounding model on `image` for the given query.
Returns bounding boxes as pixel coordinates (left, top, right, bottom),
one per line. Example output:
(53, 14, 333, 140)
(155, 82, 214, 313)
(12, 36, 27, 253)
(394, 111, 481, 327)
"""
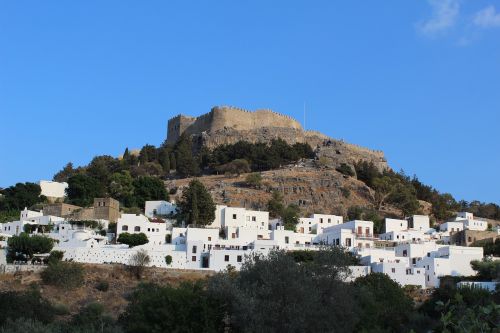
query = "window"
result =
(192, 246, 197, 253)
(285, 236, 289, 244)
(232, 233, 236, 239)
(147, 228, 150, 232)
(320, 218, 323, 224)
(391, 268, 396, 273)
(365, 227, 370, 235)
(308, 227, 311, 231)
(233, 214, 237, 219)
(357, 226, 362, 235)
(122, 225, 128, 231)
(252, 216, 256, 222)
(328, 218, 331, 223)
(345, 238, 352, 247)
(208, 237, 212, 241)
(224, 255, 229, 262)
(192, 256, 196, 262)
(134, 226, 140, 232)
(237, 255, 242, 263)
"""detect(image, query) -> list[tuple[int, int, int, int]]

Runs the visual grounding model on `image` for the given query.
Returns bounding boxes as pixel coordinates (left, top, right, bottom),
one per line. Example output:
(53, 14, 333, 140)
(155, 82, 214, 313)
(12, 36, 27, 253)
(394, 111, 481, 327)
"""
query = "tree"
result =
(282, 204, 300, 231)
(336, 163, 355, 177)
(41, 261, 84, 290)
(245, 172, 262, 188)
(139, 144, 157, 164)
(354, 273, 414, 332)
(119, 282, 225, 333)
(0, 289, 56, 326)
(128, 249, 151, 279)
(165, 255, 172, 266)
(53, 162, 77, 182)
(117, 233, 149, 247)
(0, 182, 43, 211)
(86, 155, 120, 184)
(132, 176, 169, 209)
(372, 175, 400, 209)
(216, 159, 251, 176)
(267, 191, 284, 218)
(208, 248, 358, 332)
(66, 174, 105, 207)
(470, 259, 500, 281)
(178, 179, 215, 226)
(158, 147, 171, 175)
(354, 161, 380, 187)
(7, 233, 54, 262)
(174, 134, 199, 178)
(109, 171, 134, 204)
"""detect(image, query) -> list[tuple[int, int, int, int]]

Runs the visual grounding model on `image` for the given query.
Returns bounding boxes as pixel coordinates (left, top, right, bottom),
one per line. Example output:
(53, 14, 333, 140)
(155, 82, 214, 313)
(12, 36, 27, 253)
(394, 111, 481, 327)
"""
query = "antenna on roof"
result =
(303, 102, 306, 131)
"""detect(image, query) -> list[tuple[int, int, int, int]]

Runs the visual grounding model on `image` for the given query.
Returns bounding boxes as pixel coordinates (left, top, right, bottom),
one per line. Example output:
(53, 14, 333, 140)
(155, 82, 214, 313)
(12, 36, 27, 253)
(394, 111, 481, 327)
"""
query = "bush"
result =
(41, 261, 84, 290)
(245, 173, 262, 188)
(128, 249, 150, 279)
(117, 232, 149, 247)
(336, 163, 355, 176)
(96, 280, 110, 292)
(165, 255, 172, 266)
(46, 250, 64, 264)
(0, 289, 56, 326)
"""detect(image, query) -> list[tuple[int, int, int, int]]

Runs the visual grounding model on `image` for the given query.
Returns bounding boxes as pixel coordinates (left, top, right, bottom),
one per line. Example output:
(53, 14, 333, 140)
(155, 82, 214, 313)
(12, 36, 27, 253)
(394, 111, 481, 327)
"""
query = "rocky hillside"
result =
(167, 161, 402, 218)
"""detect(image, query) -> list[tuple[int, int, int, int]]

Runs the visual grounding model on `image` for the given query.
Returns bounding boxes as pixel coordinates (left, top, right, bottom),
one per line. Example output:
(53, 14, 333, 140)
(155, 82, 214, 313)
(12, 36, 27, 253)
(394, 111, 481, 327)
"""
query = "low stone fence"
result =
(0, 264, 45, 274)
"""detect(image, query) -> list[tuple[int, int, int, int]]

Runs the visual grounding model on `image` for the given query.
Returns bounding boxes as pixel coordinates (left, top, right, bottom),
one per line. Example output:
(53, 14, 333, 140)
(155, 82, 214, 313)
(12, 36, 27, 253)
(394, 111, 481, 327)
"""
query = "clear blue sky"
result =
(1, 1, 499, 204)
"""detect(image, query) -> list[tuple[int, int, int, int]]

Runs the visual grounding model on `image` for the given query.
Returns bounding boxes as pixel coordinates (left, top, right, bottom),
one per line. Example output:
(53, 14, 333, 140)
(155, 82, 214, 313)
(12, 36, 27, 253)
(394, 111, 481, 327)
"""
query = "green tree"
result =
(86, 155, 120, 184)
(174, 134, 199, 178)
(139, 144, 157, 164)
(0, 182, 43, 211)
(282, 204, 300, 231)
(158, 147, 171, 175)
(267, 190, 284, 218)
(53, 162, 77, 182)
(119, 282, 224, 333)
(245, 172, 262, 188)
(132, 176, 168, 208)
(336, 163, 355, 177)
(354, 273, 414, 332)
(41, 261, 84, 290)
(66, 174, 105, 207)
(117, 233, 149, 247)
(0, 289, 56, 326)
(7, 233, 54, 262)
(208, 248, 358, 333)
(178, 179, 215, 226)
(109, 171, 134, 204)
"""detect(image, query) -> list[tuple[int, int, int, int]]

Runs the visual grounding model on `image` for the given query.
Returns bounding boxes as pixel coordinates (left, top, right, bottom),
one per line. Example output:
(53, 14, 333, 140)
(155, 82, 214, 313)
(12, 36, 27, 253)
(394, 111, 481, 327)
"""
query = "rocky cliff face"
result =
(167, 164, 388, 217)
(167, 106, 389, 172)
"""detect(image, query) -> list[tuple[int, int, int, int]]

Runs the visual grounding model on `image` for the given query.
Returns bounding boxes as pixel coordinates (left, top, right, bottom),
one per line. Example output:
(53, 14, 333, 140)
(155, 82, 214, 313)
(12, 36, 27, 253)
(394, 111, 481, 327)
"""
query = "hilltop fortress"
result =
(167, 106, 388, 170)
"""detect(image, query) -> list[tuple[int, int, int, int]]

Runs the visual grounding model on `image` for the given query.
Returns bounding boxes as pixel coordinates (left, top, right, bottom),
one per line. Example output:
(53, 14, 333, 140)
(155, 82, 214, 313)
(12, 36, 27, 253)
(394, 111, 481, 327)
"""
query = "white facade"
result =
(144, 201, 177, 218)
(39, 180, 68, 199)
(297, 214, 343, 234)
(117, 214, 168, 245)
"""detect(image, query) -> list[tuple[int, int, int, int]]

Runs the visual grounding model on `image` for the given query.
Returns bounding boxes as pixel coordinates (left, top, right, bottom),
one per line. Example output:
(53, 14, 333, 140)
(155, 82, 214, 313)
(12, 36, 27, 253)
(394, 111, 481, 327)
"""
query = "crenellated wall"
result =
(165, 105, 388, 170)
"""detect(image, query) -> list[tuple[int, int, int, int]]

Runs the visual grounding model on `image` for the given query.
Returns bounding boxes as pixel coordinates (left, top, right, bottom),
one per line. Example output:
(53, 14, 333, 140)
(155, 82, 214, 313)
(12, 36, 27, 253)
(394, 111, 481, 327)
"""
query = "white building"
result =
(117, 214, 168, 245)
(144, 200, 177, 218)
(39, 180, 68, 199)
(296, 214, 343, 234)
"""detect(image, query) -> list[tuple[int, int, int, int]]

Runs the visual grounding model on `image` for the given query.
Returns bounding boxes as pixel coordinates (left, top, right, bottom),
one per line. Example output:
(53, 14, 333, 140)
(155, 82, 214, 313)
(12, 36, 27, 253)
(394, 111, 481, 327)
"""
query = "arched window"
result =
(134, 226, 141, 232)
(122, 225, 128, 231)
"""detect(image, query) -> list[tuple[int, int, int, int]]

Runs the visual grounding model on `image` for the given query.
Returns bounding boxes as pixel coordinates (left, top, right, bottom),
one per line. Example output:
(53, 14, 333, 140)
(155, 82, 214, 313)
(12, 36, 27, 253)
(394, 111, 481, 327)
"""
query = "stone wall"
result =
(166, 105, 388, 171)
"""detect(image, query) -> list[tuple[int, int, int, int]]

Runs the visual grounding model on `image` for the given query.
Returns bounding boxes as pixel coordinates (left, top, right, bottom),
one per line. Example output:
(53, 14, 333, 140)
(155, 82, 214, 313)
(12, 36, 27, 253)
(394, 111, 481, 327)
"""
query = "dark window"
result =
(192, 256, 196, 262)
(285, 236, 289, 244)
(134, 226, 140, 232)
(192, 246, 197, 253)
(233, 214, 237, 219)
(122, 225, 128, 231)
(237, 255, 242, 263)
(224, 255, 229, 262)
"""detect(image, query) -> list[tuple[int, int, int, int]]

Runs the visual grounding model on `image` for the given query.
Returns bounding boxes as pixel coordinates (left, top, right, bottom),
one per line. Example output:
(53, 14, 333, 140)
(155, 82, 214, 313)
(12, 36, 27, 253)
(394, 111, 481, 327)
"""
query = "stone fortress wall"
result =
(166, 106, 388, 171)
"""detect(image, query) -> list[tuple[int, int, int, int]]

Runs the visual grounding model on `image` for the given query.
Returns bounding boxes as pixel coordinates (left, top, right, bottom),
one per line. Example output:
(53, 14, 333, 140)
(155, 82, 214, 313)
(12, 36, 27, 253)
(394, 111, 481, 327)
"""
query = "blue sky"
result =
(0, 1, 499, 203)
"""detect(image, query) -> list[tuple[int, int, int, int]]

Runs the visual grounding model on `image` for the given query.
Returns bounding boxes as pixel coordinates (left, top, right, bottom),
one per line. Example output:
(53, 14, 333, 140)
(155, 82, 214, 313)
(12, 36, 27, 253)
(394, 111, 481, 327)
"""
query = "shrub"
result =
(165, 255, 172, 266)
(336, 163, 355, 176)
(245, 173, 262, 188)
(41, 261, 84, 290)
(0, 289, 56, 326)
(95, 280, 110, 292)
(128, 249, 150, 279)
(46, 250, 64, 264)
(117, 232, 149, 247)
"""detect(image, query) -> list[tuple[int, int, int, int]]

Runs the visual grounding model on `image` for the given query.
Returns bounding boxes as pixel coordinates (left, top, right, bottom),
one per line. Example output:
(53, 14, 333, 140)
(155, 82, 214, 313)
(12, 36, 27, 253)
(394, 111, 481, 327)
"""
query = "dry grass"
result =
(0, 264, 212, 319)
